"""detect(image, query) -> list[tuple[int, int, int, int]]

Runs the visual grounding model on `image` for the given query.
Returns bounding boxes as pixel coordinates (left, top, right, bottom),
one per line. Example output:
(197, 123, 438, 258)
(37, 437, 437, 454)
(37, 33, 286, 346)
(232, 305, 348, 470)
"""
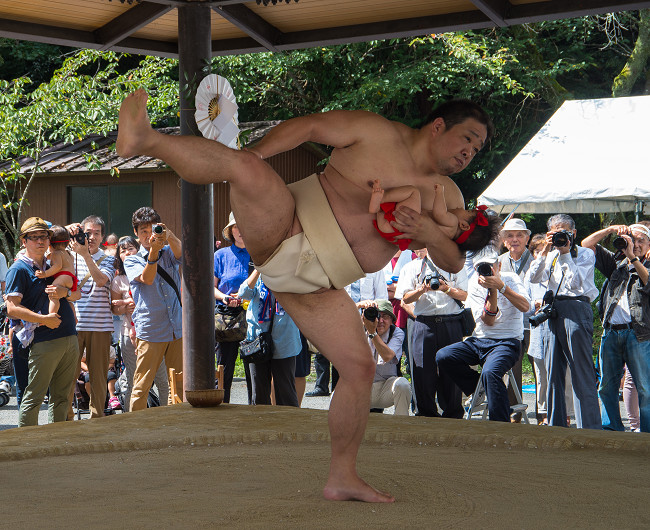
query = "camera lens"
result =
(152, 224, 163, 234)
(552, 231, 569, 247)
(363, 307, 379, 321)
(475, 262, 493, 277)
(74, 231, 87, 245)
(429, 277, 440, 290)
(612, 237, 627, 250)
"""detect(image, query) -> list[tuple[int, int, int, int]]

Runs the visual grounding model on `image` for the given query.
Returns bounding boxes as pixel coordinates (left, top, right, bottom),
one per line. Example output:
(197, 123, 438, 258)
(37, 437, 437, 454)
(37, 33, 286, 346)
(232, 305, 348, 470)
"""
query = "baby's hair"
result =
(49, 225, 70, 250)
(457, 210, 502, 252)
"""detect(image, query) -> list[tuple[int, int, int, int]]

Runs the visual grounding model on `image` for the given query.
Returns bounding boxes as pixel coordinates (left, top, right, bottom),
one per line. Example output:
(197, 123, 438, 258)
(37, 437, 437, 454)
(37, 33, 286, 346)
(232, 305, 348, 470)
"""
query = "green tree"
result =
(0, 49, 179, 258)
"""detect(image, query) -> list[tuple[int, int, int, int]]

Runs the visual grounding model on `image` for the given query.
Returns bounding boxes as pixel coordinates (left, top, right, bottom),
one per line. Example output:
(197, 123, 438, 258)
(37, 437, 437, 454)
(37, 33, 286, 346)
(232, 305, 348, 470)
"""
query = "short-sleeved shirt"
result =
(111, 274, 134, 336)
(0, 252, 8, 287)
(73, 249, 115, 332)
(370, 325, 405, 382)
(468, 272, 530, 340)
(125, 245, 182, 342)
(5, 258, 77, 344)
(214, 245, 251, 301)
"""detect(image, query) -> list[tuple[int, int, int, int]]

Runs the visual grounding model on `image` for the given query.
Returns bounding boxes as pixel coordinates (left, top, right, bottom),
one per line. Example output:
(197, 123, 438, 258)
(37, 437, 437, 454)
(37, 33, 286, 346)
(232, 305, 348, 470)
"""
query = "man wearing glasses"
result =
(5, 217, 80, 426)
(362, 299, 411, 415)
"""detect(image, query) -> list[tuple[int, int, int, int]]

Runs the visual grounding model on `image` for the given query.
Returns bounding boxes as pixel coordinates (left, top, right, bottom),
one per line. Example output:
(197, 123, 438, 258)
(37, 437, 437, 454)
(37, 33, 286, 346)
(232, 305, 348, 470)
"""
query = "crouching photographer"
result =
(362, 300, 411, 415)
(582, 223, 650, 432)
(528, 214, 600, 429)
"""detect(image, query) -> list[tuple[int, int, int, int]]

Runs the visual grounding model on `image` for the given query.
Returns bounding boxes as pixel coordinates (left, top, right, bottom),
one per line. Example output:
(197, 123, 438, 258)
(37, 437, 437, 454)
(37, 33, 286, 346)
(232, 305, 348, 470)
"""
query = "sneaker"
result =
(109, 396, 122, 410)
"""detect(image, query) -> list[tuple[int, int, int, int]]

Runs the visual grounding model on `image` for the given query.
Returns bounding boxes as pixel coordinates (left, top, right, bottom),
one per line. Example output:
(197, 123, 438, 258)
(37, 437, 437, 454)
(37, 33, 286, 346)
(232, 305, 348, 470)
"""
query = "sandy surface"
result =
(1, 404, 649, 529)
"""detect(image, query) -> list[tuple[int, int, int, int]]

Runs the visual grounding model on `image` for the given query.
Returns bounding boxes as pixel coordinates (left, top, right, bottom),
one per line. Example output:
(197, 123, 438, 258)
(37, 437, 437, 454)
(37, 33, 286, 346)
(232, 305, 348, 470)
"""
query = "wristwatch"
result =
(498, 283, 507, 294)
(630, 257, 640, 264)
(367, 332, 377, 339)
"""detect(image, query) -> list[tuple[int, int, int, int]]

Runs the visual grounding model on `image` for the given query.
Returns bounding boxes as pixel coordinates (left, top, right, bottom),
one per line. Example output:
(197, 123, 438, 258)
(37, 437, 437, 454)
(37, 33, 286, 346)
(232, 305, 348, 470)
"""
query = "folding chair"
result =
(464, 368, 529, 424)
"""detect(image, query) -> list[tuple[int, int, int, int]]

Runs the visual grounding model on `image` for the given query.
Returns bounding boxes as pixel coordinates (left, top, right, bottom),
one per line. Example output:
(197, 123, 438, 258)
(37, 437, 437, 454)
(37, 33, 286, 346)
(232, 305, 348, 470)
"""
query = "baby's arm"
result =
(380, 185, 421, 213)
(431, 184, 460, 233)
(35, 251, 63, 278)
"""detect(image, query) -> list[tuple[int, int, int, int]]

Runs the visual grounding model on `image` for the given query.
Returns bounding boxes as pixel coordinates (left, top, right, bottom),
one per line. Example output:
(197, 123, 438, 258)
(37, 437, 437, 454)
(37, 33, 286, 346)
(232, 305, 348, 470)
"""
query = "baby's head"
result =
(454, 206, 501, 252)
(49, 225, 70, 251)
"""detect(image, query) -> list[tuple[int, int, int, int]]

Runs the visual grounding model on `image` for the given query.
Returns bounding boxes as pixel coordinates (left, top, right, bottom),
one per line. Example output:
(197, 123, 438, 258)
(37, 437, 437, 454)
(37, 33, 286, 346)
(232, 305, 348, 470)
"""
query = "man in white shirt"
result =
(395, 249, 468, 417)
(362, 299, 410, 415)
(66, 216, 115, 418)
(527, 214, 600, 429)
(437, 254, 531, 422)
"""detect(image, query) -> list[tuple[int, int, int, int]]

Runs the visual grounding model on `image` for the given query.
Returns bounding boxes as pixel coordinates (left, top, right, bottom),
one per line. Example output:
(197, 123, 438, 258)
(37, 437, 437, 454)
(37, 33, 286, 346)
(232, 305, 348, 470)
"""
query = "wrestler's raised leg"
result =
(274, 288, 395, 503)
(117, 89, 295, 264)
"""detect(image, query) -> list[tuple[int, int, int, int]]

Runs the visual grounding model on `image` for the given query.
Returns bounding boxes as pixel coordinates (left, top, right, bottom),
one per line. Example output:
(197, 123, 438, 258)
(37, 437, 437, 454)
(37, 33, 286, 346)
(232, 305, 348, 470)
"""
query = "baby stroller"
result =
(0, 336, 13, 408)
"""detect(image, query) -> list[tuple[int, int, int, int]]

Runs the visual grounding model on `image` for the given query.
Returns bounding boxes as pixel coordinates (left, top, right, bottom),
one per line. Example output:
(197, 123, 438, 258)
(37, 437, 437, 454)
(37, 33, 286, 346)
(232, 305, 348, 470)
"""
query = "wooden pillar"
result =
(178, 5, 215, 395)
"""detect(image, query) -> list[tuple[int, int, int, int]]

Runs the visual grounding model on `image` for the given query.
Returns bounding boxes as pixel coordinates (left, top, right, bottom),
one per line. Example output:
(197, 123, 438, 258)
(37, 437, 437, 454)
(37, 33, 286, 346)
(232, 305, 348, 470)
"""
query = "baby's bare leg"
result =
(381, 185, 422, 214)
(368, 180, 385, 213)
(49, 276, 73, 314)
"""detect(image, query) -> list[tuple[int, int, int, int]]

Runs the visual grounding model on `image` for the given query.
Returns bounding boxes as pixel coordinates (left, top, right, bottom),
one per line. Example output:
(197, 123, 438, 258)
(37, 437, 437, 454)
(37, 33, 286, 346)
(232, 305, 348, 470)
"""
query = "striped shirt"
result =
(73, 249, 115, 332)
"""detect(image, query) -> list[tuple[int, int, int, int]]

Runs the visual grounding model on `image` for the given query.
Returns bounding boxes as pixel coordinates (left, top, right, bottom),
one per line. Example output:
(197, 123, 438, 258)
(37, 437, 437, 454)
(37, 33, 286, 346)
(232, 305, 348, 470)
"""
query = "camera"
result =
(529, 290, 557, 328)
(424, 274, 440, 290)
(475, 262, 493, 277)
(363, 306, 379, 321)
(73, 230, 89, 245)
(552, 230, 573, 248)
(152, 224, 164, 234)
(612, 236, 627, 250)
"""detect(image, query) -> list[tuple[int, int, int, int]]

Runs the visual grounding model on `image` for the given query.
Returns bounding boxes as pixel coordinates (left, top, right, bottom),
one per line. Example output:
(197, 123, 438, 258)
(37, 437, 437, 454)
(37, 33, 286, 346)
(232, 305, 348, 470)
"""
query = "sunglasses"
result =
(24, 234, 50, 242)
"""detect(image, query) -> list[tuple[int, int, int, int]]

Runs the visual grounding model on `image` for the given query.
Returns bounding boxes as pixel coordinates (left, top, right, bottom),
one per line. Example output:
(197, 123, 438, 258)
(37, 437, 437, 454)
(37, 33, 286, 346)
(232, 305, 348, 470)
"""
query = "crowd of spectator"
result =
(1, 210, 647, 434)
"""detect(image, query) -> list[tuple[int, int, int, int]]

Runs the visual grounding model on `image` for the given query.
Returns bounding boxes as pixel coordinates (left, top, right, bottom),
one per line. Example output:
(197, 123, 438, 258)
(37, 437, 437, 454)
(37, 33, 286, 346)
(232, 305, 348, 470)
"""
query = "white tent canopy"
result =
(478, 95, 650, 217)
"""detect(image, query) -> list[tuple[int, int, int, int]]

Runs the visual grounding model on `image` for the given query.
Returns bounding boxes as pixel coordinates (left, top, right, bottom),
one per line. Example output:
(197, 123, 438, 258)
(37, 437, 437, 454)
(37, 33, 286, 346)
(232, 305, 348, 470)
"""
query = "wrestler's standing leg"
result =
(275, 289, 395, 503)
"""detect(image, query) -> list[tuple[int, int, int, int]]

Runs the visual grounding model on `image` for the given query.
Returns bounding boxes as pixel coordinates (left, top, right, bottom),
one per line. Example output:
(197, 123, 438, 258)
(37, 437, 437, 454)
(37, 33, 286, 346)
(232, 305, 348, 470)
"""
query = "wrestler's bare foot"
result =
(116, 89, 156, 158)
(368, 179, 385, 214)
(323, 474, 395, 503)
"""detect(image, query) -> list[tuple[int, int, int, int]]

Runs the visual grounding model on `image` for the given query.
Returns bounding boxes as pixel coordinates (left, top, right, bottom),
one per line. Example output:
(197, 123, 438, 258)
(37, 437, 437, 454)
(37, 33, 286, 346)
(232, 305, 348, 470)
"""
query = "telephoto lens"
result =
(152, 224, 164, 234)
(363, 306, 379, 321)
(612, 236, 627, 250)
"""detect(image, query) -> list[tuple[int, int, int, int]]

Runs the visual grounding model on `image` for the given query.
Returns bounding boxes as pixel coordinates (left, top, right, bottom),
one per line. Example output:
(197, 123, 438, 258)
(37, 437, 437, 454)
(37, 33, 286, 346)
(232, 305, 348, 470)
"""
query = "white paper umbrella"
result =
(195, 74, 240, 149)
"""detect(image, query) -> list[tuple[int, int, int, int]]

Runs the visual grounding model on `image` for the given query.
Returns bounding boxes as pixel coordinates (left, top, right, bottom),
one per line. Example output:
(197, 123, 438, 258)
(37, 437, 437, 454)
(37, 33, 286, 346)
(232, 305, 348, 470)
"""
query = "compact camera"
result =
(552, 230, 573, 248)
(152, 224, 164, 234)
(363, 306, 379, 321)
(475, 262, 494, 277)
(72, 230, 89, 245)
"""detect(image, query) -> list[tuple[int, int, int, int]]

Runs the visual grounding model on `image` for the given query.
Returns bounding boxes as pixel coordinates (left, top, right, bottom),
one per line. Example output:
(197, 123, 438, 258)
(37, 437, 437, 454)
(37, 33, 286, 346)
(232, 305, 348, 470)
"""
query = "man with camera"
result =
(528, 214, 600, 429)
(498, 218, 532, 422)
(581, 223, 650, 432)
(437, 255, 531, 422)
(361, 300, 410, 415)
(124, 206, 183, 411)
(66, 215, 116, 418)
(395, 248, 468, 417)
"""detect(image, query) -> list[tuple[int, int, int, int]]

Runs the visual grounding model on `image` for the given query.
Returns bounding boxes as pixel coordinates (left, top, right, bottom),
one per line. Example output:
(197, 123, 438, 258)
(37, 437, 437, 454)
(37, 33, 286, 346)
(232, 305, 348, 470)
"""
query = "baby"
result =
(35, 225, 78, 314)
(370, 181, 500, 252)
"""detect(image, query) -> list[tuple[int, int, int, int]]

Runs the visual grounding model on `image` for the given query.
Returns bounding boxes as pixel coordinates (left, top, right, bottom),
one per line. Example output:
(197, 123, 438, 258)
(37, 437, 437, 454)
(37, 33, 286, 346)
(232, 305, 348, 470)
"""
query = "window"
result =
(68, 183, 152, 237)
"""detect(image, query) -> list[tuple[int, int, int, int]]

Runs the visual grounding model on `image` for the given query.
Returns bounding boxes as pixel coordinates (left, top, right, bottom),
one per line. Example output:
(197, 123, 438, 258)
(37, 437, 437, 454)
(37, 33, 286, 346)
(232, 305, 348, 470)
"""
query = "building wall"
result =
(23, 145, 323, 241)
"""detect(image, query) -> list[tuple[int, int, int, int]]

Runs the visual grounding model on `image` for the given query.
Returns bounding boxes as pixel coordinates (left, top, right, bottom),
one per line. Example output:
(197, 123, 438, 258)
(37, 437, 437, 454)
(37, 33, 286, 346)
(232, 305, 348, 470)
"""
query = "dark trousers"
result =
(216, 340, 252, 404)
(545, 300, 600, 429)
(437, 336, 521, 422)
(313, 352, 338, 393)
(409, 315, 464, 418)
(12, 336, 30, 406)
(249, 356, 298, 407)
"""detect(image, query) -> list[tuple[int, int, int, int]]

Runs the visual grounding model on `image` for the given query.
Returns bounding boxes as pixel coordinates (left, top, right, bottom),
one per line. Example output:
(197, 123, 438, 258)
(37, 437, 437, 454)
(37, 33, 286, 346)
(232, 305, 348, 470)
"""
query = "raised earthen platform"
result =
(2, 404, 648, 528)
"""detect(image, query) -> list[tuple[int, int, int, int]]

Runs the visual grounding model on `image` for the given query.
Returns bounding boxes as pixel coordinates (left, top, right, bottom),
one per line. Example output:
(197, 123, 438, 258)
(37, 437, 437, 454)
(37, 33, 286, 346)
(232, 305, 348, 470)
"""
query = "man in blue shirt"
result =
(124, 207, 183, 411)
(5, 217, 80, 426)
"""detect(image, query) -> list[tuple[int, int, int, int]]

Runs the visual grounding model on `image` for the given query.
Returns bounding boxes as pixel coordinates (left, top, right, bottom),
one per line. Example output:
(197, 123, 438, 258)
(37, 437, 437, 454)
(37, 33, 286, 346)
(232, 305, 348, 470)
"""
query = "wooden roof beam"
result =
(506, 0, 650, 25)
(95, 1, 173, 49)
(470, 0, 510, 27)
(213, 4, 283, 51)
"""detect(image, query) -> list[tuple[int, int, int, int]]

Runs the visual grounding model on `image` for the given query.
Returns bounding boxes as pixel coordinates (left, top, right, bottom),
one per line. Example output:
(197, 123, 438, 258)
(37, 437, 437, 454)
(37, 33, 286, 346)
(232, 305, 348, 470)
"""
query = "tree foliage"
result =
(0, 50, 179, 257)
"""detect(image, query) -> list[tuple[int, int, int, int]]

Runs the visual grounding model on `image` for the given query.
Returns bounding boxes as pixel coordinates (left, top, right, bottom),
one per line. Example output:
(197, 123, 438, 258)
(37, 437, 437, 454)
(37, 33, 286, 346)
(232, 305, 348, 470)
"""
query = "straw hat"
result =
(500, 218, 530, 234)
(222, 212, 237, 241)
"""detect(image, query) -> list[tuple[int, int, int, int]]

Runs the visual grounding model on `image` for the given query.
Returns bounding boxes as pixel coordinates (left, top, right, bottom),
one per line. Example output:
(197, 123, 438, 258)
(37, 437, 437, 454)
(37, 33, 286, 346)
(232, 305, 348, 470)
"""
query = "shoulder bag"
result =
(239, 302, 275, 364)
